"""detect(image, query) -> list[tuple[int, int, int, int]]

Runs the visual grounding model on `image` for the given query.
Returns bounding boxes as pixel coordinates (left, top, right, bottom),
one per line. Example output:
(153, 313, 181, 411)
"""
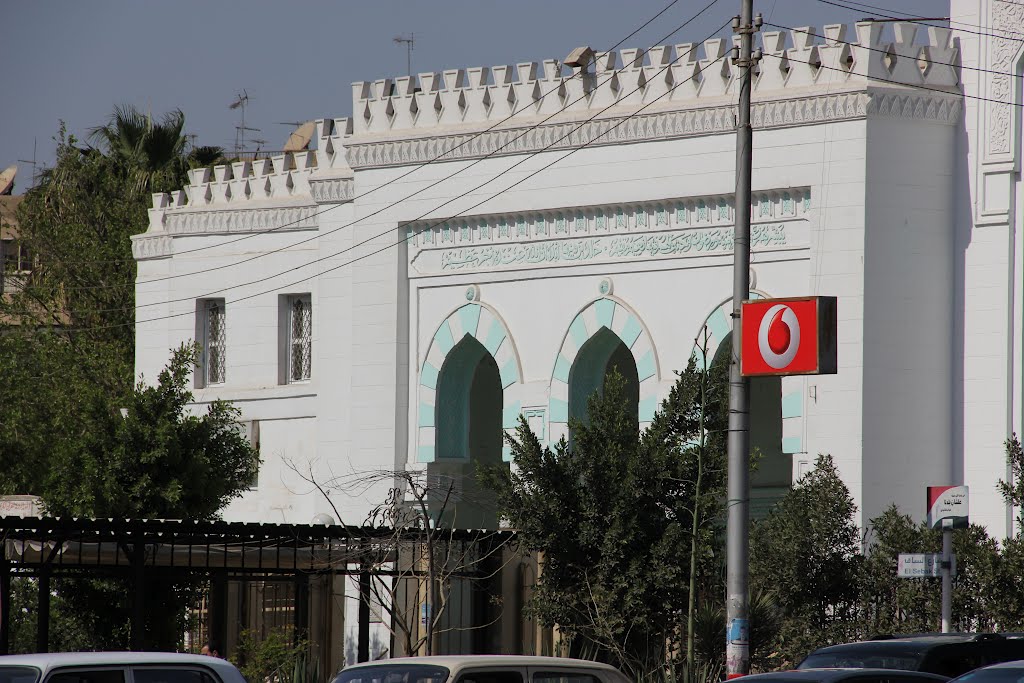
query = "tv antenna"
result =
(394, 33, 414, 78)
(230, 90, 260, 156)
(16, 137, 39, 188)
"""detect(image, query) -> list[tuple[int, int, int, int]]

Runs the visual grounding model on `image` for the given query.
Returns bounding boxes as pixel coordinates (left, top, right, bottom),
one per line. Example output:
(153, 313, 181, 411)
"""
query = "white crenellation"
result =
(348, 22, 960, 135)
(144, 134, 361, 232)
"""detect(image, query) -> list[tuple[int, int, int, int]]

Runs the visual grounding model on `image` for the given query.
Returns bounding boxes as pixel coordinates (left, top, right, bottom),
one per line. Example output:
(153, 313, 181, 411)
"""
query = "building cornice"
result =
(309, 176, 355, 204)
(345, 89, 960, 170)
(132, 204, 319, 261)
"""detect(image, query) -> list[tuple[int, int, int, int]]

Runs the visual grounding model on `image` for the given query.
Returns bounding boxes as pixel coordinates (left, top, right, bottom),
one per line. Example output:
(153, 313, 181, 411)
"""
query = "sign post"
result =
(926, 486, 969, 633)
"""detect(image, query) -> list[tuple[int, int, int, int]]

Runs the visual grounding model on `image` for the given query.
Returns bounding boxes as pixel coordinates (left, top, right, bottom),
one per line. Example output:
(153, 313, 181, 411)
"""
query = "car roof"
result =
(0, 653, 241, 675)
(743, 669, 950, 681)
(964, 661, 1024, 671)
(342, 656, 622, 673)
(812, 638, 990, 654)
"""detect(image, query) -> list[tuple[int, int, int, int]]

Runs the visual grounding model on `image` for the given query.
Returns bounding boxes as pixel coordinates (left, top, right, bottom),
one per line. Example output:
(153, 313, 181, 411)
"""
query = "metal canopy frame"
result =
(0, 516, 515, 657)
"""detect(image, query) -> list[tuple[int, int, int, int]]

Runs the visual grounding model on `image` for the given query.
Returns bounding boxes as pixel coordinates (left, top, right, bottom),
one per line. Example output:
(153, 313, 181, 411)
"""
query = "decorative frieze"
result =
(346, 91, 958, 170)
(406, 190, 810, 275)
(163, 205, 318, 236)
(405, 189, 809, 250)
(415, 223, 794, 273)
(131, 234, 173, 261)
(309, 176, 355, 203)
(987, 1, 1024, 158)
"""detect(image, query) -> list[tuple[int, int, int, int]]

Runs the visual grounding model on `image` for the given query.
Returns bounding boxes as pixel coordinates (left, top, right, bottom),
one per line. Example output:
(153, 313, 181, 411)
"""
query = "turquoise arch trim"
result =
(417, 302, 523, 464)
(420, 362, 439, 390)
(435, 321, 456, 356)
(691, 290, 772, 364)
(595, 298, 615, 328)
(782, 391, 803, 419)
(549, 296, 660, 429)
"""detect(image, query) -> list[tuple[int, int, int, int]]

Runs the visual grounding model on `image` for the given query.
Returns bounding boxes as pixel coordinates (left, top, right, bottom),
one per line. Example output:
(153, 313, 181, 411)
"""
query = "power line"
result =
(29, 20, 731, 332)
(763, 21, 1024, 80)
(51, 0, 726, 294)
(811, 0, 1024, 42)
(49, 0, 705, 273)
(760, 49, 1023, 108)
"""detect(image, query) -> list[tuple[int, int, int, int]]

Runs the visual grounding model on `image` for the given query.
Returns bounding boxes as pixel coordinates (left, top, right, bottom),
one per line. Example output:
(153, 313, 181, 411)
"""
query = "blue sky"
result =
(1, 0, 942, 189)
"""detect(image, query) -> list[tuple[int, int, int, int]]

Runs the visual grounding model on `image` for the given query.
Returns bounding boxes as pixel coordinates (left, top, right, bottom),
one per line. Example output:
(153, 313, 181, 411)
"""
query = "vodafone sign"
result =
(740, 296, 837, 376)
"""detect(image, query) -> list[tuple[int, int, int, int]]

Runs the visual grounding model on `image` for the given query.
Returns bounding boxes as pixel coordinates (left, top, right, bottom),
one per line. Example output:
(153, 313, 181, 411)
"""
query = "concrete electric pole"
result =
(725, 1, 761, 678)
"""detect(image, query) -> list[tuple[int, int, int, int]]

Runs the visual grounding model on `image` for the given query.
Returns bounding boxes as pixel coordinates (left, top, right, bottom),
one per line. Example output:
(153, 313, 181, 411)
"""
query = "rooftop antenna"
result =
(394, 33, 414, 78)
(16, 137, 38, 188)
(229, 89, 259, 156)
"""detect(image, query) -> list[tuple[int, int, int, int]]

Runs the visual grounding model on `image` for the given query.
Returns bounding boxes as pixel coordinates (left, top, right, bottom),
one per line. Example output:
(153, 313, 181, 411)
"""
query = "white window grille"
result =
(205, 300, 226, 385)
(288, 296, 312, 382)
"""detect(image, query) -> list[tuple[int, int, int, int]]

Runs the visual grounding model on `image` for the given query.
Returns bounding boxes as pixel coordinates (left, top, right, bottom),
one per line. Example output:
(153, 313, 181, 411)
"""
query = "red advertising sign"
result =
(740, 296, 837, 376)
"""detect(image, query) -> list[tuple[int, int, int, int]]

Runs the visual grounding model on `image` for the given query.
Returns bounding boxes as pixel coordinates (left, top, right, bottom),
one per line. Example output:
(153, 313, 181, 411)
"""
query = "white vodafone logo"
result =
(757, 304, 800, 369)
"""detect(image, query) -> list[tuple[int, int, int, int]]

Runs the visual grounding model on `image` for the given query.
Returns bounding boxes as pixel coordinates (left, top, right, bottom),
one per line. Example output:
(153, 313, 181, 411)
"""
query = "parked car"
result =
(947, 659, 1024, 683)
(798, 635, 1024, 679)
(333, 656, 631, 683)
(737, 669, 949, 683)
(0, 652, 246, 683)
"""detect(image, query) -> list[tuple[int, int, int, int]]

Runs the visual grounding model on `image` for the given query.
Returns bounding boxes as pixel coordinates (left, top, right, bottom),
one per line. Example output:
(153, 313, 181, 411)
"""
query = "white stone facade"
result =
(134, 3, 1023, 545)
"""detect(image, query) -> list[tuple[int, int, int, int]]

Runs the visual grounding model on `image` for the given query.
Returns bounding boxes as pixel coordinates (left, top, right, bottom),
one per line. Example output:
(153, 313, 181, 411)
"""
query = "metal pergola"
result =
(0, 516, 515, 658)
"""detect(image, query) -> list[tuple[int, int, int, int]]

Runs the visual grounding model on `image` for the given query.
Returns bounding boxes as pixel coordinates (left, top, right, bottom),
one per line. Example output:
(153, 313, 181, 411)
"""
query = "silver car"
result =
(0, 652, 246, 683)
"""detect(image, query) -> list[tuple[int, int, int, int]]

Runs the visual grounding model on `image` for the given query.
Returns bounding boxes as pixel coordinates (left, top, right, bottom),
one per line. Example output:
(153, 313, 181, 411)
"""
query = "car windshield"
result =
(798, 651, 923, 671)
(952, 668, 1024, 683)
(0, 667, 39, 683)
(334, 665, 449, 683)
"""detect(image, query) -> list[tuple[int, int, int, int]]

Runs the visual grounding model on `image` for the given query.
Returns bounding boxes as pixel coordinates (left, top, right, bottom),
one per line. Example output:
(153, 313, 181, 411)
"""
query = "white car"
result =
(0, 652, 246, 683)
(333, 656, 631, 683)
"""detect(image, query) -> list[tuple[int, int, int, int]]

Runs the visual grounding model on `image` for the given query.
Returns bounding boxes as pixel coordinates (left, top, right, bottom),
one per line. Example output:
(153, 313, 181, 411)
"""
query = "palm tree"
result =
(88, 105, 223, 194)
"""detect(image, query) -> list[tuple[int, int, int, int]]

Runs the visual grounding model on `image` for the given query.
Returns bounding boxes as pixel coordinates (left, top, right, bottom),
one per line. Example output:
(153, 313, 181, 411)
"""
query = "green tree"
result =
(483, 357, 730, 681)
(750, 454, 861, 668)
(89, 104, 224, 195)
(0, 111, 239, 652)
(42, 343, 259, 519)
(995, 435, 1024, 628)
(858, 506, 1001, 636)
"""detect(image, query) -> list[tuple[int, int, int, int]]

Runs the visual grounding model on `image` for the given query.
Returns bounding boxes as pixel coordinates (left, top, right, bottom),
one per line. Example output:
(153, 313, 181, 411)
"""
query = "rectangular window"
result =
(286, 295, 312, 382)
(202, 299, 226, 386)
(1, 240, 30, 273)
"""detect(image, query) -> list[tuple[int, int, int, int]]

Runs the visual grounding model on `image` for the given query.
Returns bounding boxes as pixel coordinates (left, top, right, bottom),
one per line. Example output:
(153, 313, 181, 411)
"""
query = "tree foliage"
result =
(0, 110, 240, 652)
(484, 359, 730, 680)
(750, 454, 861, 668)
(42, 343, 259, 520)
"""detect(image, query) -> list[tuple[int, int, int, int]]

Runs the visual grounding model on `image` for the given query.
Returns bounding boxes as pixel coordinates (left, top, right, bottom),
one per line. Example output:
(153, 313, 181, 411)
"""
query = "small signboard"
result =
(898, 553, 957, 578)
(927, 485, 969, 529)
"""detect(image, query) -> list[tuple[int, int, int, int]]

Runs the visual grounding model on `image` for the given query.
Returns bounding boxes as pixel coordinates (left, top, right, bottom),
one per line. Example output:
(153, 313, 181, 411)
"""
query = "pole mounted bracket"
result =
(732, 12, 764, 35)
(731, 48, 763, 67)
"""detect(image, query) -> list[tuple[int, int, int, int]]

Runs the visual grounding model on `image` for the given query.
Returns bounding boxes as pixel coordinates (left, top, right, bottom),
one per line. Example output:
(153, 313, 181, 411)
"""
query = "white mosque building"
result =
(134, 1, 1022, 554)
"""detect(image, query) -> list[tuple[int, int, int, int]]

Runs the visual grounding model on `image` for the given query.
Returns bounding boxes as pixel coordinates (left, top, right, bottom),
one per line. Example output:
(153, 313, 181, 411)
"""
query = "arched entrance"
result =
(568, 327, 640, 430)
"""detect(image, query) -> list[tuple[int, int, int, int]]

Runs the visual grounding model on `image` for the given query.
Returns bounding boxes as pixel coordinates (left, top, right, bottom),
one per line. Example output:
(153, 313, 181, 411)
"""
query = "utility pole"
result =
(941, 524, 952, 632)
(726, 1, 760, 678)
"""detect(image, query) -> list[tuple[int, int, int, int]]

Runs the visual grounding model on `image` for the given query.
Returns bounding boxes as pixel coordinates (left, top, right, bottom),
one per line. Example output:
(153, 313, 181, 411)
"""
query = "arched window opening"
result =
(432, 335, 504, 528)
(568, 327, 640, 433)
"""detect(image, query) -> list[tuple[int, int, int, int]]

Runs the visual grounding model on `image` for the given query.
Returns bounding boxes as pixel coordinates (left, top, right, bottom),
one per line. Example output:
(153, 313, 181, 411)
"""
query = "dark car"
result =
(947, 660, 1024, 683)
(739, 669, 949, 683)
(798, 635, 1024, 679)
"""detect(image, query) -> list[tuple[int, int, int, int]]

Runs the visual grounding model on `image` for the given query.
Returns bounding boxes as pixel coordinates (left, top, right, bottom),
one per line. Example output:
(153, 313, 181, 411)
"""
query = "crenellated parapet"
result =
(140, 117, 363, 243)
(349, 22, 959, 136)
